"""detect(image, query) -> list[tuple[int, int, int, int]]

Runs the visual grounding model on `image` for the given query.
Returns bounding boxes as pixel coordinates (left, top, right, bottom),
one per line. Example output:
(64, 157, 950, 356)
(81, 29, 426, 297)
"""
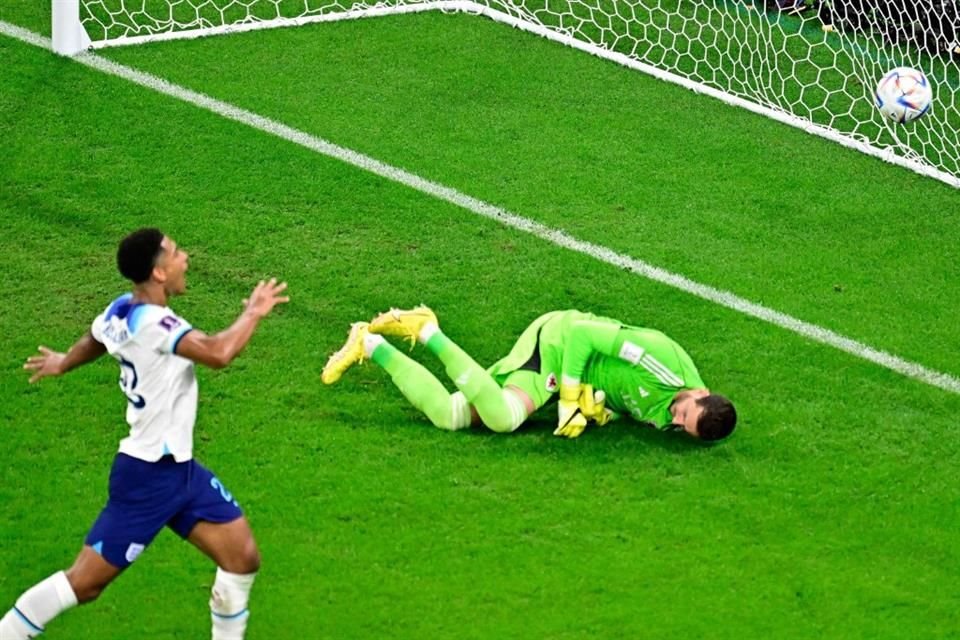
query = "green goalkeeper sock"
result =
(371, 341, 470, 430)
(423, 332, 526, 432)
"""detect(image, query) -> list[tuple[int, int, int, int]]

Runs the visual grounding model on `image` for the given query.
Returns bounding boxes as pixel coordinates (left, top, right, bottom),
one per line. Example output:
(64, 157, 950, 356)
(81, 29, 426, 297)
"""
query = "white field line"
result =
(3, 20, 959, 395)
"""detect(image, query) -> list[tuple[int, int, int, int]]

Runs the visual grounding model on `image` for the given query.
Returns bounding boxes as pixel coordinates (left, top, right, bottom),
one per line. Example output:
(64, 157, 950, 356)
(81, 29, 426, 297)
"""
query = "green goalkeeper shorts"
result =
(487, 310, 596, 409)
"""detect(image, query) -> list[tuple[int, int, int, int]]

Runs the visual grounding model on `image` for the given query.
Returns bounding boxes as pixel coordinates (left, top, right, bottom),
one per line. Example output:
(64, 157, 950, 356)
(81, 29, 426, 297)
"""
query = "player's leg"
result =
(0, 452, 175, 639)
(370, 307, 528, 433)
(368, 338, 474, 430)
(0, 570, 77, 639)
(169, 462, 257, 640)
(186, 518, 260, 574)
(188, 519, 259, 640)
(323, 321, 473, 430)
(0, 546, 119, 640)
(64, 546, 123, 604)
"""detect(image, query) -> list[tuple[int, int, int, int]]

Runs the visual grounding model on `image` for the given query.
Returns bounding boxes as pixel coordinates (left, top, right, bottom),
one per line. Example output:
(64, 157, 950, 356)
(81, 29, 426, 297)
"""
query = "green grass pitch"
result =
(1, 3, 960, 638)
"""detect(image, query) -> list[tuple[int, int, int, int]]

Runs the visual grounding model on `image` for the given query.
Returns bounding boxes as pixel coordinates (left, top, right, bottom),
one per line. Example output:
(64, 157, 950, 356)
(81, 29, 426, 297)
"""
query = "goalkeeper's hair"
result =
(117, 228, 165, 284)
(695, 394, 737, 442)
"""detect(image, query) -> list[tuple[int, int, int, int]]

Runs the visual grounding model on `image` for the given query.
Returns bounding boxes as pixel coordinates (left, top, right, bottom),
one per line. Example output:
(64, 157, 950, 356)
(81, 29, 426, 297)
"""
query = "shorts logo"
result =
(545, 373, 558, 392)
(125, 543, 145, 563)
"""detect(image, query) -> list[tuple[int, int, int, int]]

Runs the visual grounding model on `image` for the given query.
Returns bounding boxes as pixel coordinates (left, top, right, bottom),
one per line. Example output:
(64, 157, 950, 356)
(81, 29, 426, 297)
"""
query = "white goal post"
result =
(51, 0, 960, 189)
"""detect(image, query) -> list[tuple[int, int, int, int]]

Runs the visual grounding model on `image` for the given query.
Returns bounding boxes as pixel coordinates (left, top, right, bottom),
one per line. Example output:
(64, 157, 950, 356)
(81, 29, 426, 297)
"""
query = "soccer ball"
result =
(875, 67, 933, 124)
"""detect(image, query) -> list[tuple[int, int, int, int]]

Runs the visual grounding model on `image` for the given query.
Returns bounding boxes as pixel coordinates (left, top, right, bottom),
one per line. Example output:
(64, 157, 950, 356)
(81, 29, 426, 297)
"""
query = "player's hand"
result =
(554, 384, 613, 438)
(556, 401, 587, 438)
(554, 383, 589, 438)
(582, 388, 614, 426)
(243, 278, 290, 318)
(24, 346, 66, 384)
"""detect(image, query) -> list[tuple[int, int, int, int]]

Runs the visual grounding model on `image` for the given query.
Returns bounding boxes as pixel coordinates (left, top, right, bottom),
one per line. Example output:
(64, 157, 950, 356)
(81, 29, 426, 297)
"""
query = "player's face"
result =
(157, 236, 189, 296)
(670, 389, 709, 438)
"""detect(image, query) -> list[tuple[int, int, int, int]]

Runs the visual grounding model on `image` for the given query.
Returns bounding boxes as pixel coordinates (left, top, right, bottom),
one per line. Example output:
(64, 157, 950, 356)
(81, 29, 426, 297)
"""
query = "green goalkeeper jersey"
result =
(561, 313, 705, 428)
(487, 310, 705, 428)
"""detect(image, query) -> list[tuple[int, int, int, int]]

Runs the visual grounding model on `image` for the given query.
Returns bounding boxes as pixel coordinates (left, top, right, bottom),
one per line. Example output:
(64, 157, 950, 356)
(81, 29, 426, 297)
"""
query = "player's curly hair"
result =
(695, 394, 737, 442)
(117, 228, 165, 284)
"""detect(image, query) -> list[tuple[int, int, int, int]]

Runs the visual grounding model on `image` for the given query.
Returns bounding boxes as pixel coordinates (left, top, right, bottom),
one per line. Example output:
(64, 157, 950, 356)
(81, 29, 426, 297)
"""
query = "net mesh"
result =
(80, 0, 960, 184)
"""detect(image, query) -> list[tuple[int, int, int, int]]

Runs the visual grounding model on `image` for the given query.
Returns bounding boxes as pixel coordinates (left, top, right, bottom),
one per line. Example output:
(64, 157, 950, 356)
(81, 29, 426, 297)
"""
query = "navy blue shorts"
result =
(85, 453, 244, 569)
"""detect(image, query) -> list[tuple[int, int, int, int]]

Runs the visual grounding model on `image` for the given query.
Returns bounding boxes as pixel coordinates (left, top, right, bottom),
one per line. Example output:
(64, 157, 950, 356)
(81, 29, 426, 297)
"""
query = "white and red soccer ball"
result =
(875, 67, 933, 124)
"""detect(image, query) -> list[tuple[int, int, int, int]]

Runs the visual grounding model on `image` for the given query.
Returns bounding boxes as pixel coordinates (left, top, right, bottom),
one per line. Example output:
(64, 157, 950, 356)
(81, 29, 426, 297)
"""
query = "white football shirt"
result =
(90, 293, 197, 462)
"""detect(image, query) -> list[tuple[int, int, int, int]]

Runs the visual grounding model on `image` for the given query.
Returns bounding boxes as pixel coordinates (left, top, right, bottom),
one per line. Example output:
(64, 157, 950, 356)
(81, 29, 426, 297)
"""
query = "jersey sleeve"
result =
(568, 322, 702, 391)
(90, 312, 106, 343)
(560, 318, 623, 381)
(616, 327, 704, 392)
(134, 306, 194, 354)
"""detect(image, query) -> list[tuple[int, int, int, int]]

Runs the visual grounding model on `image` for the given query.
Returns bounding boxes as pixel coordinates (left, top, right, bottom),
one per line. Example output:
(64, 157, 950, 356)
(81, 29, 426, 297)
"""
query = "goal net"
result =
(58, 0, 960, 188)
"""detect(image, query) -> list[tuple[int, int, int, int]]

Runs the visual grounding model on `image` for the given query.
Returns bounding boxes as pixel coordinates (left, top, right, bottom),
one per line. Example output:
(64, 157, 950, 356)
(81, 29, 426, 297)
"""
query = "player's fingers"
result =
(28, 371, 41, 384)
(272, 281, 288, 293)
(557, 422, 577, 438)
(38, 345, 53, 355)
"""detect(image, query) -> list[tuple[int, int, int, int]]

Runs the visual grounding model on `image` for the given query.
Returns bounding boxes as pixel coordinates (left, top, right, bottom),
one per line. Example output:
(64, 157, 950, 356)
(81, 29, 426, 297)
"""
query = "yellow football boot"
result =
(321, 322, 369, 384)
(368, 306, 438, 347)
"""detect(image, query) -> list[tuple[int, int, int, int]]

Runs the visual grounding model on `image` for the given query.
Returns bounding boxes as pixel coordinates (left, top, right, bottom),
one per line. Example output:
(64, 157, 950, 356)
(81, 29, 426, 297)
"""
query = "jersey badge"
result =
(545, 373, 558, 392)
(618, 341, 645, 365)
(159, 315, 182, 331)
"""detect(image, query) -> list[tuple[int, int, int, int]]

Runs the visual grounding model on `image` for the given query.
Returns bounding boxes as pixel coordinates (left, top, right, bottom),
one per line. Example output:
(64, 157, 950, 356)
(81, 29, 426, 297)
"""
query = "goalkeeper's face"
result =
(669, 389, 709, 438)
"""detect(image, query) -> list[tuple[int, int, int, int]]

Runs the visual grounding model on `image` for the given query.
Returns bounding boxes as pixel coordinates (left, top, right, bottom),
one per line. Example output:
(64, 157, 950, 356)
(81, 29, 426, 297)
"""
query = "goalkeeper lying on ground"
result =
(321, 307, 736, 441)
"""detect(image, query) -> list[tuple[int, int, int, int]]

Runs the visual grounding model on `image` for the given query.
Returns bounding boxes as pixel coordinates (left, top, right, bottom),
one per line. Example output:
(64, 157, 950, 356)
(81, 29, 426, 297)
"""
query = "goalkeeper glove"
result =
(587, 389, 614, 427)
(555, 383, 588, 438)
(554, 383, 612, 438)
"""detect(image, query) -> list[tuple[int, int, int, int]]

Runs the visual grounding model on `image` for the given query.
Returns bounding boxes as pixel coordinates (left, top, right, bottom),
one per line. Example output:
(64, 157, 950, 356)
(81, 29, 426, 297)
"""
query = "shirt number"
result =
(119, 357, 146, 409)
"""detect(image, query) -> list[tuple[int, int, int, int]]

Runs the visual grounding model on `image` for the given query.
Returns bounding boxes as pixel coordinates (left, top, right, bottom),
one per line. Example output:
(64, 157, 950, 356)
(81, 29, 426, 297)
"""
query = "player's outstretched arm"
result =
(24, 332, 107, 384)
(176, 278, 289, 369)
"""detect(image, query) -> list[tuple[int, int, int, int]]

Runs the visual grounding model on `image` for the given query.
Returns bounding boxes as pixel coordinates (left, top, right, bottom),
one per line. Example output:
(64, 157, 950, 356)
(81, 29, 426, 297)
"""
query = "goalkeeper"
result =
(322, 307, 736, 441)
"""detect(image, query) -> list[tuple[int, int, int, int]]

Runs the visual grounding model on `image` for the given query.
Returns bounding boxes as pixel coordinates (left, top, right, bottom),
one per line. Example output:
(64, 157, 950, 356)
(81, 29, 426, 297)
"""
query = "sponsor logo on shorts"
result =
(545, 373, 558, 392)
(125, 543, 145, 563)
